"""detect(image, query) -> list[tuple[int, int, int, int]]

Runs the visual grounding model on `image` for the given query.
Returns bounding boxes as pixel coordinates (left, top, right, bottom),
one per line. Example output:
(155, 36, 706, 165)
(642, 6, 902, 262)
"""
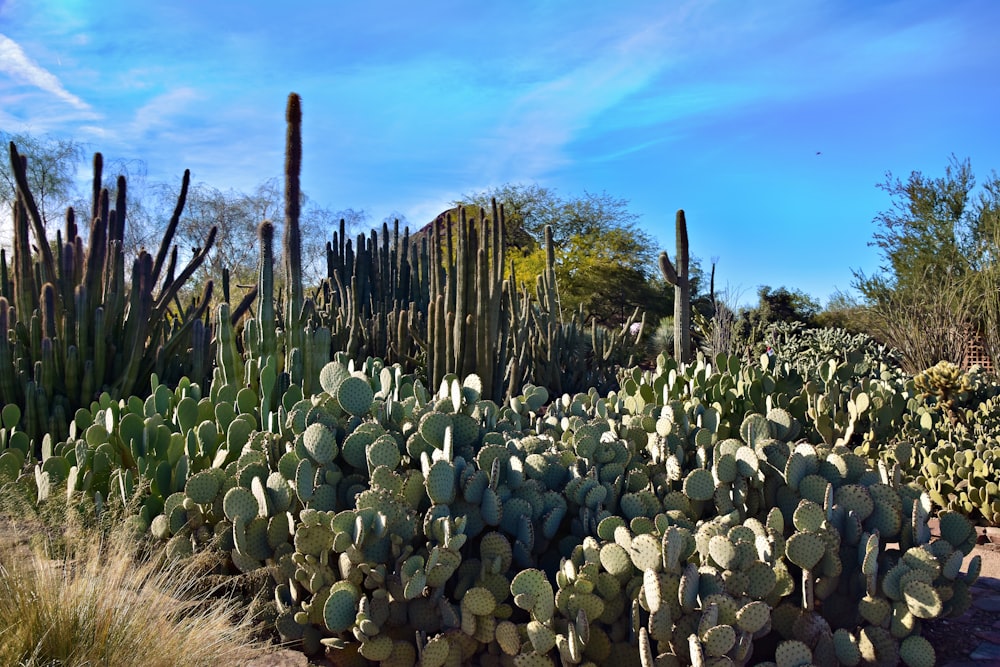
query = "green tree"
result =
(813, 290, 875, 333)
(752, 285, 820, 325)
(853, 156, 1000, 370)
(856, 155, 1000, 298)
(457, 184, 668, 328)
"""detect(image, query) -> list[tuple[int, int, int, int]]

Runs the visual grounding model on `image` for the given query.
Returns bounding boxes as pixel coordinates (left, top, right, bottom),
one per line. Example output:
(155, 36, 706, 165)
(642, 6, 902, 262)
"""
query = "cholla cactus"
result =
(913, 360, 982, 417)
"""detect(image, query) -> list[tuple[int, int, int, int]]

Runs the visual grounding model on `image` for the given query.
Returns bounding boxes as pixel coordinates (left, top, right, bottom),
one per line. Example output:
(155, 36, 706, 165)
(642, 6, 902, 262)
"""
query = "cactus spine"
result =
(659, 209, 691, 363)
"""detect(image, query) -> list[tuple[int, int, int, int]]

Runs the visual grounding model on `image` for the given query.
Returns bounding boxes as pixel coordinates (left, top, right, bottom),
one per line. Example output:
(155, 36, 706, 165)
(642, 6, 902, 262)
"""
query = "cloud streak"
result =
(0, 33, 90, 110)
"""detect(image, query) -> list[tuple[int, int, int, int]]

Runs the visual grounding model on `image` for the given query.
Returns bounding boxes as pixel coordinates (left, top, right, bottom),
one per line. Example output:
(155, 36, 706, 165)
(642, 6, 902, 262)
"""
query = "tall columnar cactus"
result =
(284, 92, 304, 354)
(659, 209, 691, 363)
(3, 141, 215, 447)
(425, 204, 507, 400)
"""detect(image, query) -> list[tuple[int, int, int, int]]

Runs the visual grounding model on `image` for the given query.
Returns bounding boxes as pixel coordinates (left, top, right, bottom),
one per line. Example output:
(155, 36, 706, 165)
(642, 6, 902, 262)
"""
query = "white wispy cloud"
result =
(480, 18, 676, 181)
(0, 33, 90, 110)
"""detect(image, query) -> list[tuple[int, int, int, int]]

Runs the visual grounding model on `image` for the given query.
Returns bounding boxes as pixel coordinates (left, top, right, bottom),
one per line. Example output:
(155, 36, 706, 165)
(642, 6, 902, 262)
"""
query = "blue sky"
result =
(2, 0, 999, 305)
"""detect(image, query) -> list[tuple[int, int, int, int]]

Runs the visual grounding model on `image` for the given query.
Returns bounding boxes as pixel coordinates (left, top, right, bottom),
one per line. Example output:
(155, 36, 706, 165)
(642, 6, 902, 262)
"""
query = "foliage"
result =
(855, 156, 1000, 370)
(458, 184, 668, 329)
(748, 285, 820, 327)
(0, 130, 84, 230)
(857, 156, 1000, 297)
(813, 290, 877, 334)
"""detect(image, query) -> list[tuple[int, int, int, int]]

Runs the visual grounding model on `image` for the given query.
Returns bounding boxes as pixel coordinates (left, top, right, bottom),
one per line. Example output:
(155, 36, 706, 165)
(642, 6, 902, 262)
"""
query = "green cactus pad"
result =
(599, 543, 632, 579)
(794, 474, 827, 505)
(341, 430, 375, 470)
(740, 413, 770, 447)
(511, 569, 554, 621)
(495, 620, 520, 655)
(277, 450, 301, 481)
(620, 493, 645, 520)
(714, 453, 738, 484)
(481, 486, 502, 526)
(775, 639, 812, 667)
(597, 515, 627, 541)
(337, 376, 374, 417)
(294, 523, 334, 556)
(525, 620, 557, 655)
(783, 453, 809, 491)
(462, 586, 497, 616)
(244, 516, 272, 560)
(323, 580, 362, 633)
(319, 361, 350, 396)
(679, 562, 700, 611)
(419, 411, 453, 449)
(462, 469, 489, 504)
(792, 500, 825, 533)
(858, 594, 891, 625)
(902, 580, 942, 618)
(736, 600, 771, 634)
(452, 413, 480, 449)
(834, 484, 874, 521)
(867, 483, 903, 538)
(902, 546, 941, 576)
(702, 624, 736, 657)
(267, 511, 291, 549)
(746, 560, 777, 599)
(184, 470, 221, 505)
(628, 533, 661, 571)
(366, 435, 401, 472)
(938, 510, 975, 549)
(294, 457, 315, 503)
(480, 531, 513, 572)
(683, 468, 715, 501)
(899, 635, 935, 667)
(223, 486, 259, 523)
(859, 626, 898, 667)
(785, 532, 826, 571)
(302, 423, 338, 465)
(708, 535, 739, 570)
(358, 635, 393, 662)
(833, 628, 861, 667)
(425, 459, 456, 505)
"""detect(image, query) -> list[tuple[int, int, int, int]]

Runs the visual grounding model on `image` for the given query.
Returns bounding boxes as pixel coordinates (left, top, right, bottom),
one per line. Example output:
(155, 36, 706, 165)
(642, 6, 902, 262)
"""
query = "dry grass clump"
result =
(0, 506, 269, 667)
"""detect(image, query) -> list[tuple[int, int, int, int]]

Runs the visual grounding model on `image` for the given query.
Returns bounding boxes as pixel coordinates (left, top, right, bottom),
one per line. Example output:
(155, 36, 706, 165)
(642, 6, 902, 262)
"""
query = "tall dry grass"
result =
(0, 502, 270, 667)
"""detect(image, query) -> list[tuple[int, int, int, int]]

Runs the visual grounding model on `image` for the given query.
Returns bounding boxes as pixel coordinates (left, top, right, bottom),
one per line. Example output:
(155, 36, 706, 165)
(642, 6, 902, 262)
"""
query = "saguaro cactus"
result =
(659, 209, 691, 363)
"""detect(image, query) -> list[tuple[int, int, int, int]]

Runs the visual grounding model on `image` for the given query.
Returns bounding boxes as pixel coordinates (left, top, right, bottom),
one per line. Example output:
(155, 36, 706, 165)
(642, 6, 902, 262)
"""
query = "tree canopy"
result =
(457, 184, 670, 328)
(855, 155, 1000, 300)
(853, 156, 1000, 370)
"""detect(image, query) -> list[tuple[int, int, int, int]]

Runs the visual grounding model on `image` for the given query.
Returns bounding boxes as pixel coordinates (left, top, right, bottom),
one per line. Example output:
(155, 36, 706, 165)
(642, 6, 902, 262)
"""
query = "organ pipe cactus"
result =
(3, 142, 215, 448)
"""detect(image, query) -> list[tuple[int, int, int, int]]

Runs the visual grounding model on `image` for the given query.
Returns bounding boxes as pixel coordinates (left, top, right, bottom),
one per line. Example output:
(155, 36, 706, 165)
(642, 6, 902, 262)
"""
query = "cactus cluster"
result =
(13, 347, 975, 666)
(2, 142, 216, 450)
